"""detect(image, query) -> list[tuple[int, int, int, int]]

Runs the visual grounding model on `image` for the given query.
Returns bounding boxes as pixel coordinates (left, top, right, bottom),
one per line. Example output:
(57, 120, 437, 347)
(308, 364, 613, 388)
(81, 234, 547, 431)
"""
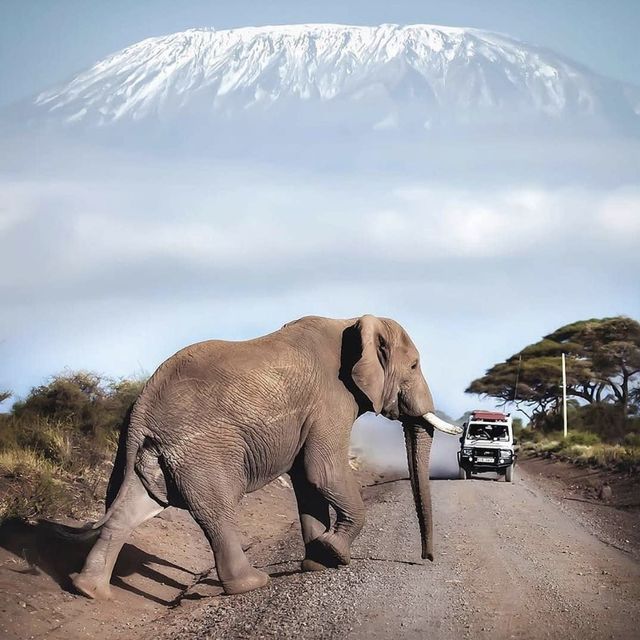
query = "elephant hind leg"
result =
(72, 472, 164, 599)
(181, 483, 269, 595)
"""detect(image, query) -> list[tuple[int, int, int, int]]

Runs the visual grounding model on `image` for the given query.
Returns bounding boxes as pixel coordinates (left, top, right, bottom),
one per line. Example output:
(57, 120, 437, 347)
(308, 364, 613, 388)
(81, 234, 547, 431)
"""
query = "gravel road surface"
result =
(159, 467, 640, 640)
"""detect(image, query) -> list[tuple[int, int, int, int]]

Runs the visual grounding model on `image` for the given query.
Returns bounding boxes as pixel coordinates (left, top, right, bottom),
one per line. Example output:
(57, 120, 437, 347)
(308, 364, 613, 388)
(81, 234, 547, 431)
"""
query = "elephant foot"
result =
(301, 558, 329, 572)
(304, 533, 350, 570)
(221, 567, 270, 595)
(70, 572, 113, 600)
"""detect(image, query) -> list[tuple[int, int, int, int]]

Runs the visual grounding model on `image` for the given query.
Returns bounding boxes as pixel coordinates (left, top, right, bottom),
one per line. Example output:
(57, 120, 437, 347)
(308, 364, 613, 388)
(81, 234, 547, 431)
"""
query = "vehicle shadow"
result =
(465, 474, 505, 482)
(0, 518, 196, 605)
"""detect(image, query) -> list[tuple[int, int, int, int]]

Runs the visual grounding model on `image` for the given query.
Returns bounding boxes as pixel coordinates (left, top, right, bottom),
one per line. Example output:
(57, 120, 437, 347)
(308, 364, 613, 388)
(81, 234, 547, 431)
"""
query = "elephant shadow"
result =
(0, 518, 201, 606)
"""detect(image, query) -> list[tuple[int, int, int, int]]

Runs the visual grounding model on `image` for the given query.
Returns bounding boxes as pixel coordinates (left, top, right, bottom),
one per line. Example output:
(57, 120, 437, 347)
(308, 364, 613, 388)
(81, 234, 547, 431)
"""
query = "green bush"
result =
(535, 403, 636, 443)
(623, 432, 640, 447)
(564, 431, 601, 446)
(11, 371, 146, 437)
(0, 371, 146, 522)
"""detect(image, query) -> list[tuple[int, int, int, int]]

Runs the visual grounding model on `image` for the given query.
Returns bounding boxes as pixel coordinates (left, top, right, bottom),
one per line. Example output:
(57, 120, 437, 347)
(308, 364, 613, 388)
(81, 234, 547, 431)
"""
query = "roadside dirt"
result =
(519, 455, 640, 560)
(0, 473, 309, 640)
(1, 459, 638, 640)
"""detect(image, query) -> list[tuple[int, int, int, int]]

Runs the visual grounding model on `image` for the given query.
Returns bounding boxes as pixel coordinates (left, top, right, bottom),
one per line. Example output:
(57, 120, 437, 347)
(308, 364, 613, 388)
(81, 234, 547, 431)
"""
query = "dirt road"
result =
(2, 461, 639, 640)
(158, 465, 640, 640)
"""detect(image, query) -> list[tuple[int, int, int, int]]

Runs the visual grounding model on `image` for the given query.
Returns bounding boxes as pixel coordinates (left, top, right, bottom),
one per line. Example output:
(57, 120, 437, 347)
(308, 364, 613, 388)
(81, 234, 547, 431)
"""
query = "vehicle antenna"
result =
(512, 354, 522, 407)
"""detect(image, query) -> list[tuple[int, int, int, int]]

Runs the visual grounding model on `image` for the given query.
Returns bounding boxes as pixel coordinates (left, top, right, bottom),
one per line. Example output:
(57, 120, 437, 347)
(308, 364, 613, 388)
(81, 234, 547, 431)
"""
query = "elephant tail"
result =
(94, 403, 149, 526)
(51, 403, 147, 541)
(105, 403, 136, 509)
(46, 521, 103, 542)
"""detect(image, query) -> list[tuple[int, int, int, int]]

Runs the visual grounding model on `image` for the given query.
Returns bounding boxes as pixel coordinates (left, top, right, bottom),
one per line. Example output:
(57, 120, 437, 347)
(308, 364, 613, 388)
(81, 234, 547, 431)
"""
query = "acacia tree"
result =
(545, 317, 640, 418)
(466, 316, 640, 425)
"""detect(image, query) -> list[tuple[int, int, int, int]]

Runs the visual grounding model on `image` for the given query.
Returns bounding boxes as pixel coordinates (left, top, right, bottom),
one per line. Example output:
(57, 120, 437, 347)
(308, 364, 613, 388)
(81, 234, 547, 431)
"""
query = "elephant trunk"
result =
(403, 424, 434, 561)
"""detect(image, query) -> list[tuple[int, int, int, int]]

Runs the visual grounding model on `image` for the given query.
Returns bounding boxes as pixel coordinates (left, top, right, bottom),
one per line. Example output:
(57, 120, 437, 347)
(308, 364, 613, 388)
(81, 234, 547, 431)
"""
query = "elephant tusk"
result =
(422, 412, 463, 435)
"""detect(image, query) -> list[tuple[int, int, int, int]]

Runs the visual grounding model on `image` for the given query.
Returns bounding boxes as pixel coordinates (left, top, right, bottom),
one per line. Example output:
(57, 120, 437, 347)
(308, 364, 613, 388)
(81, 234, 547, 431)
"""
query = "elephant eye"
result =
(411, 360, 419, 370)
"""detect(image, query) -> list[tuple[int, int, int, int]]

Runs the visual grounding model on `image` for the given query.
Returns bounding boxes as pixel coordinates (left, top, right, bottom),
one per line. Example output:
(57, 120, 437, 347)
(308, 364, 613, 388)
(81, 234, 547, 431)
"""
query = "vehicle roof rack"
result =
(470, 410, 509, 422)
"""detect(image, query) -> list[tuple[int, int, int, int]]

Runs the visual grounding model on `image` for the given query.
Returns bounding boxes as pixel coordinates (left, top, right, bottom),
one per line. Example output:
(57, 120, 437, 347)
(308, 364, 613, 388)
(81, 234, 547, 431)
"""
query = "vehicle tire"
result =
(505, 464, 515, 483)
(458, 466, 468, 480)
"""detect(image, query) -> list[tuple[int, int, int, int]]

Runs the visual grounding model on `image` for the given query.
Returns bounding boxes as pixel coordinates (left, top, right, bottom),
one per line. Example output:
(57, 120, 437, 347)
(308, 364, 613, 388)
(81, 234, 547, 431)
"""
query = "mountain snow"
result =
(27, 23, 640, 132)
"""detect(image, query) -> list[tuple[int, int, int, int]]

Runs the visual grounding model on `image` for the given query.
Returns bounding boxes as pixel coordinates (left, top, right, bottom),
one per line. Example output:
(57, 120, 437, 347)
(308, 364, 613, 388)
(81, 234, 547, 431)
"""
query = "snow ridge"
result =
(30, 23, 639, 130)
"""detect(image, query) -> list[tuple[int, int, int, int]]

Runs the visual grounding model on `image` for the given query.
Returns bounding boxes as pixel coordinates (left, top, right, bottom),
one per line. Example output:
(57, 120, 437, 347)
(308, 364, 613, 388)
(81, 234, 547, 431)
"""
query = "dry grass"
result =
(0, 448, 71, 521)
(522, 436, 640, 471)
(0, 448, 58, 476)
(0, 416, 115, 522)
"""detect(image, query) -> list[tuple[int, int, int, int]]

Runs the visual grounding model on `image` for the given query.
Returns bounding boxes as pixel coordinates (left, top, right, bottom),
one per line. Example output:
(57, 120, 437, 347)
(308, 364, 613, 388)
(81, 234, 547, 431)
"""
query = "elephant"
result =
(70, 314, 461, 599)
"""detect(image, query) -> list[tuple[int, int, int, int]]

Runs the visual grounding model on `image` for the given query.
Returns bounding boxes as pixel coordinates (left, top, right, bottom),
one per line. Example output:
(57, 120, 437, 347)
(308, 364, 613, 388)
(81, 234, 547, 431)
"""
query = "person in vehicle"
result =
(467, 424, 509, 441)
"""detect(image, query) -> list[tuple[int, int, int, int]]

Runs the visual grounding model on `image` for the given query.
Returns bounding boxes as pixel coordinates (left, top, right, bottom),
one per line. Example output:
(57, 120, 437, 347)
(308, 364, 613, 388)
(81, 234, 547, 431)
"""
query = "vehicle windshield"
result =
(467, 422, 510, 442)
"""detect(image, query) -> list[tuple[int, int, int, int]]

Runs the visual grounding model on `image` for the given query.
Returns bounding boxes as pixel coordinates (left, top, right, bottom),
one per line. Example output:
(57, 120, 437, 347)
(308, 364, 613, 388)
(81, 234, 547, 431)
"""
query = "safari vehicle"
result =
(458, 410, 516, 482)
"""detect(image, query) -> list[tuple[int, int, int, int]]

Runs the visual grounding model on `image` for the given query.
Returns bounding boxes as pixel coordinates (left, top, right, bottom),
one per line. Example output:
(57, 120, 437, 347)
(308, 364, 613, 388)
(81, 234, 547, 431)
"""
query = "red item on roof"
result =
(471, 410, 508, 421)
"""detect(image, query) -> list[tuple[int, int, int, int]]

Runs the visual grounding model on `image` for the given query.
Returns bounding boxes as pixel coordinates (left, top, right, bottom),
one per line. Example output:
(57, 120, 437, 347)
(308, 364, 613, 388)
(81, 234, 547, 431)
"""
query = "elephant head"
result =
(347, 314, 461, 561)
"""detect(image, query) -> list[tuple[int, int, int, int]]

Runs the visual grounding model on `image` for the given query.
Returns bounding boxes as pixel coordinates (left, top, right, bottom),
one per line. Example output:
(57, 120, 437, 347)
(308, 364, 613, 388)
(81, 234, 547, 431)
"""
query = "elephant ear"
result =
(351, 315, 386, 414)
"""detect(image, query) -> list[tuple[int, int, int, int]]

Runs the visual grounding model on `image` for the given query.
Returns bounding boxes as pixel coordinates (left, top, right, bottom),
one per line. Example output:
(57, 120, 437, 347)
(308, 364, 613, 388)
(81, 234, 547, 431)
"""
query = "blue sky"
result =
(0, 0, 639, 107)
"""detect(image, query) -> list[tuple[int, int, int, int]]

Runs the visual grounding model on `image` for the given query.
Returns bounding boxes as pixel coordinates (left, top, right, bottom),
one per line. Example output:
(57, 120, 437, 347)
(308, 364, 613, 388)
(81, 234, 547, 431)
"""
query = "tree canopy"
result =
(466, 316, 640, 426)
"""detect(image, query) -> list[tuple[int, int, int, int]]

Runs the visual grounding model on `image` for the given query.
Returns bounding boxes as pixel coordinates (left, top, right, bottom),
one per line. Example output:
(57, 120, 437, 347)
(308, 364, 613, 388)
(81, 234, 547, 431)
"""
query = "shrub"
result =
(13, 371, 111, 434)
(12, 371, 146, 437)
(564, 431, 601, 446)
(0, 371, 146, 522)
(516, 427, 539, 443)
(623, 432, 640, 447)
(534, 403, 637, 443)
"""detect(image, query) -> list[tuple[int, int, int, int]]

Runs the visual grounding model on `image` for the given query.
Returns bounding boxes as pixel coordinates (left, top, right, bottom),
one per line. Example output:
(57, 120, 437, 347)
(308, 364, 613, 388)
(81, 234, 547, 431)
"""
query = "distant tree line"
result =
(466, 317, 640, 440)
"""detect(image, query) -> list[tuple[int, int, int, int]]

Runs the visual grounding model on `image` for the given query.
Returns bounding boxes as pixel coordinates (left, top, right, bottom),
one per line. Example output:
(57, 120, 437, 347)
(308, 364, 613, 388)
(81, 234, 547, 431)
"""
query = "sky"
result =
(0, 0, 639, 108)
(1, 2, 639, 420)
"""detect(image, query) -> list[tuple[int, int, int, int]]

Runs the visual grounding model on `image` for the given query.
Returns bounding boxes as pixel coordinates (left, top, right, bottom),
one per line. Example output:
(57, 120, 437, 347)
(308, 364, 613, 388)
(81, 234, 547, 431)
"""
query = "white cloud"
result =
(1, 155, 639, 418)
(598, 189, 640, 237)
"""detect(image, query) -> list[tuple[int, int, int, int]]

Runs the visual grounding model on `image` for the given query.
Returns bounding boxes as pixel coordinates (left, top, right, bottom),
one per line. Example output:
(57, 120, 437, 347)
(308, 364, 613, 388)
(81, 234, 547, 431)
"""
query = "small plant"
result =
(564, 431, 601, 446)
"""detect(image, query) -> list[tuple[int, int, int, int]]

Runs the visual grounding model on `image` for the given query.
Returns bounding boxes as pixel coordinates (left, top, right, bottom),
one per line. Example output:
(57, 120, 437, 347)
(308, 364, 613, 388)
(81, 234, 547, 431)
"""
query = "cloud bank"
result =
(1, 147, 638, 418)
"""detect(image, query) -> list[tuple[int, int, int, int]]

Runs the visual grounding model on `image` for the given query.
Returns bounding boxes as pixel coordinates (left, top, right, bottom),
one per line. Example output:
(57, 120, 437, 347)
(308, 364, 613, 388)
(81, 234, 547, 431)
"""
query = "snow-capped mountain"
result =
(19, 24, 640, 134)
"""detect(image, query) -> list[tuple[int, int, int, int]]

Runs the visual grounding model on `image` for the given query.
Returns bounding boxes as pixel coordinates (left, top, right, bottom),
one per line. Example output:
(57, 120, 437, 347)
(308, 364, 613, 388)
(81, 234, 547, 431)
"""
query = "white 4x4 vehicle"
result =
(458, 410, 517, 482)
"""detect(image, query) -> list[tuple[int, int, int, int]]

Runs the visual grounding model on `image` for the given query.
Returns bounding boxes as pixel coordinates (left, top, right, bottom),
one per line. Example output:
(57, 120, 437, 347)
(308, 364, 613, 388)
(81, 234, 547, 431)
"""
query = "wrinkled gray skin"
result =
(71, 315, 457, 599)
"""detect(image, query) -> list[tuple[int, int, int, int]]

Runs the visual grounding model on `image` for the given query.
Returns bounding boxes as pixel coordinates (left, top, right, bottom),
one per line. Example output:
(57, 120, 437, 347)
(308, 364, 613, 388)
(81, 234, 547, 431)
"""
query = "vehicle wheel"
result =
(458, 466, 468, 480)
(505, 464, 515, 483)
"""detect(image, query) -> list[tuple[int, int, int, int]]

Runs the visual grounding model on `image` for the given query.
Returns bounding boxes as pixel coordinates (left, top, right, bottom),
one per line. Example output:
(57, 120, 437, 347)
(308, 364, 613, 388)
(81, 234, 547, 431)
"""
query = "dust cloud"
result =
(351, 414, 461, 479)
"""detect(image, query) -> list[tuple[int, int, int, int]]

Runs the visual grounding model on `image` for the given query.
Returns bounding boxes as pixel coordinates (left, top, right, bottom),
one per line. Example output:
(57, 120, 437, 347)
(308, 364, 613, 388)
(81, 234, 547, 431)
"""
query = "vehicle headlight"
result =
(462, 448, 472, 456)
(500, 449, 512, 457)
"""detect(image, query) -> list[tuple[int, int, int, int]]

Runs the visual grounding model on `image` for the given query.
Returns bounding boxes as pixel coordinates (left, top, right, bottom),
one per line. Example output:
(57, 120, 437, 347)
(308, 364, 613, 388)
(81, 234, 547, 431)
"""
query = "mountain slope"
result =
(18, 23, 640, 134)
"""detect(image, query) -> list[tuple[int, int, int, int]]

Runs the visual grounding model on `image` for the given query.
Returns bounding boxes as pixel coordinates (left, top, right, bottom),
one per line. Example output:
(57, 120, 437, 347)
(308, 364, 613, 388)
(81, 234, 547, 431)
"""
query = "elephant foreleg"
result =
(289, 454, 331, 569)
(299, 444, 365, 570)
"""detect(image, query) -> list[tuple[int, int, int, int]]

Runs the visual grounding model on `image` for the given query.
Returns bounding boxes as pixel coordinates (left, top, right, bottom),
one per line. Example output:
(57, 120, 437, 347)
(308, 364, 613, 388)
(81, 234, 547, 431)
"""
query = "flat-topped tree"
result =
(466, 316, 640, 427)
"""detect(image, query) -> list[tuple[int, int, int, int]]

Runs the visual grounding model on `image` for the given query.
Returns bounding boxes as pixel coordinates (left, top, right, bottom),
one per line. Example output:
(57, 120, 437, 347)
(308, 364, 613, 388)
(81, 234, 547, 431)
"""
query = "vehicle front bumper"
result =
(458, 450, 516, 471)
